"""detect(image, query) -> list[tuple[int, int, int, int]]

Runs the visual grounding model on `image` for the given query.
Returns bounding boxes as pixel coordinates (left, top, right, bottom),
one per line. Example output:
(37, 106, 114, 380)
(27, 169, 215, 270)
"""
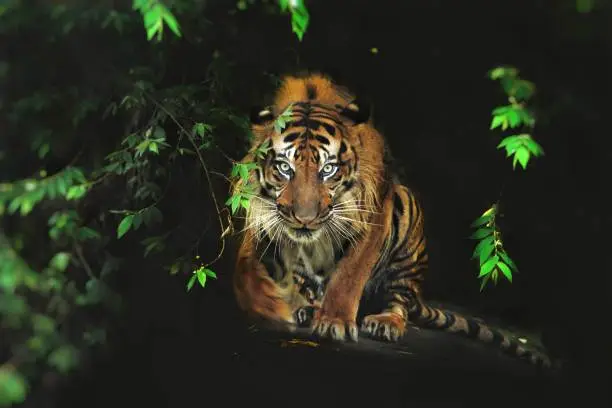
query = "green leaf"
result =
(50, 252, 71, 271)
(0, 366, 27, 406)
(256, 140, 271, 159)
(149, 142, 159, 154)
(142, 206, 163, 226)
(478, 242, 495, 265)
(0, 294, 28, 316)
(32, 314, 56, 334)
(66, 185, 87, 200)
(160, 6, 181, 37)
(472, 235, 494, 259)
(147, 20, 163, 41)
(186, 274, 197, 291)
(193, 122, 211, 138)
(19, 197, 33, 215)
(479, 273, 491, 292)
(488, 66, 518, 80)
(498, 251, 518, 272)
(470, 214, 492, 228)
(7, 197, 21, 214)
(490, 115, 506, 130)
(491, 269, 499, 284)
(132, 213, 143, 230)
(38, 143, 50, 159)
(231, 195, 240, 214)
(497, 261, 513, 283)
(56, 176, 68, 196)
(196, 268, 207, 287)
(481, 205, 496, 218)
(77, 227, 101, 241)
(470, 228, 493, 239)
(26, 336, 46, 355)
(512, 80, 536, 101)
(523, 135, 545, 156)
(230, 164, 240, 178)
(513, 146, 530, 170)
(241, 197, 250, 211)
(47, 345, 79, 373)
(135, 140, 151, 157)
(117, 214, 134, 239)
(204, 268, 217, 279)
(169, 262, 180, 275)
(497, 134, 521, 150)
(506, 108, 521, 128)
(478, 255, 499, 278)
(238, 163, 249, 181)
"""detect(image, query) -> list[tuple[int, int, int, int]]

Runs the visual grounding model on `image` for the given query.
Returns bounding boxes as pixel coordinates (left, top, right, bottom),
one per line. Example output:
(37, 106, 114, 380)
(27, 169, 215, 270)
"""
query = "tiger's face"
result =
(249, 101, 369, 245)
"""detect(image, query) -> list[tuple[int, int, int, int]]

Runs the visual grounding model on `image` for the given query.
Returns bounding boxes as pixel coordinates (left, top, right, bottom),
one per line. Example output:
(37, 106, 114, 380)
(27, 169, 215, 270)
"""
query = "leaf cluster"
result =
(488, 66, 544, 171)
(470, 205, 519, 291)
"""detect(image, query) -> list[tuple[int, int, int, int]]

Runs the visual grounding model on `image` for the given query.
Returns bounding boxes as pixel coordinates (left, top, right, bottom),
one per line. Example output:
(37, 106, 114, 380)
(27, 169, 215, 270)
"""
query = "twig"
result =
(73, 242, 96, 281)
(145, 93, 229, 270)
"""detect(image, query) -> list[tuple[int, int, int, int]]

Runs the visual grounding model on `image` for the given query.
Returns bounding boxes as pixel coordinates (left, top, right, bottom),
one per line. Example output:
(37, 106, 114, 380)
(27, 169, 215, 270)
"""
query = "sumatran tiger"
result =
(231, 73, 553, 369)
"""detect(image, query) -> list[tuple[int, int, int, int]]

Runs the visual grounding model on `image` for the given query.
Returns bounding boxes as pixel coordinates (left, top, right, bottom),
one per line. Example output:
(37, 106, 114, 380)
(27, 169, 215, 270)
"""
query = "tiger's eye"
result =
(320, 163, 338, 178)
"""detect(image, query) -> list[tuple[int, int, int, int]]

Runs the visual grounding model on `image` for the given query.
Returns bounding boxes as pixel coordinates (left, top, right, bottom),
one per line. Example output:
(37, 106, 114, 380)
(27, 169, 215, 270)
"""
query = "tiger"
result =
(231, 72, 554, 369)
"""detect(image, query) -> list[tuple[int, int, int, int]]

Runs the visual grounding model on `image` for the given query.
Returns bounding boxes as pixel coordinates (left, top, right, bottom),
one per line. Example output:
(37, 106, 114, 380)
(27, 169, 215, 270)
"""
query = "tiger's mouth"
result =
(285, 225, 323, 243)
(293, 227, 314, 237)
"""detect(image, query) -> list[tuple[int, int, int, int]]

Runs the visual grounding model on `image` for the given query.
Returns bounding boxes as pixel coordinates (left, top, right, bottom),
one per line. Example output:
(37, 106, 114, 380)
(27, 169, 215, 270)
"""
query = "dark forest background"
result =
(1, 0, 611, 407)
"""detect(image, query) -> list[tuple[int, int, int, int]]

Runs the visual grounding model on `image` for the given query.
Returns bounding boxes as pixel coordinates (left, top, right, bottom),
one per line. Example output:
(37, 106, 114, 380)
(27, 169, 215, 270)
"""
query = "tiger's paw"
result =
(361, 312, 406, 342)
(311, 314, 359, 342)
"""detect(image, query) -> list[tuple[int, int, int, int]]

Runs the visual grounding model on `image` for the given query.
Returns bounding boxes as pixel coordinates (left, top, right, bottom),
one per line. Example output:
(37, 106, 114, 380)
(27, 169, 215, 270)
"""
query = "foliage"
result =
(469, 205, 518, 291)
(0, 0, 313, 405)
(471, 66, 545, 290)
(488, 66, 544, 170)
(186, 265, 217, 291)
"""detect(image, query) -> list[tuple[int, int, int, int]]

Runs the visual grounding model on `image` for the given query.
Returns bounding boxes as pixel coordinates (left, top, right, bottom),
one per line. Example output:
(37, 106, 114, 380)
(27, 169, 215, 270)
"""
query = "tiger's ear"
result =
(340, 99, 371, 124)
(250, 106, 275, 125)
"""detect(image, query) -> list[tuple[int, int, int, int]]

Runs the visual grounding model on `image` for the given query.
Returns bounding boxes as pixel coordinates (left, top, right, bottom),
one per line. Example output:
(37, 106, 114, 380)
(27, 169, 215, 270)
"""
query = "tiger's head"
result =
(237, 74, 387, 246)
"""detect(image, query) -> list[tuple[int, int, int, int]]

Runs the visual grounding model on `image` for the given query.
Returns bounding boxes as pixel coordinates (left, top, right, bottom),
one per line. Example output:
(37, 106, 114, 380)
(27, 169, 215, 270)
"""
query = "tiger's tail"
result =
(406, 302, 560, 371)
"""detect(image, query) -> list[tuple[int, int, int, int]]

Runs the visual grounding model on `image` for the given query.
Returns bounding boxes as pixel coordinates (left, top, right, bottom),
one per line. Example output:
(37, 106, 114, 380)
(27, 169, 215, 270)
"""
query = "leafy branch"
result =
(488, 66, 545, 170)
(470, 205, 518, 291)
(471, 66, 547, 290)
(144, 94, 232, 291)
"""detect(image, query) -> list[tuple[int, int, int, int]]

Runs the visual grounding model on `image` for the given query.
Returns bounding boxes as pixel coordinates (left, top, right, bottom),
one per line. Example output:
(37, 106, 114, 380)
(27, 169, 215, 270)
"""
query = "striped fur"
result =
(232, 73, 554, 370)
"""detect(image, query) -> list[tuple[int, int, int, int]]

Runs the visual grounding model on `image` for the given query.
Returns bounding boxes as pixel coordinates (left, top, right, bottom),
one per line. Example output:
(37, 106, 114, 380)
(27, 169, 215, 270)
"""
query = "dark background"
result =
(4, 0, 610, 406)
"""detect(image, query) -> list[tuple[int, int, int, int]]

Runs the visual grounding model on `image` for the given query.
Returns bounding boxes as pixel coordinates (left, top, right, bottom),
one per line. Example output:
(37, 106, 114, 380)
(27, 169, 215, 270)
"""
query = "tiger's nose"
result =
(293, 211, 318, 225)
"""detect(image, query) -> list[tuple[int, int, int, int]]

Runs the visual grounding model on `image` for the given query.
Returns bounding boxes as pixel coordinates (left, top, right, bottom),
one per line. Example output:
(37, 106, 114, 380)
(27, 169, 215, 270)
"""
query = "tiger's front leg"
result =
(311, 207, 390, 342)
(361, 188, 429, 342)
(233, 232, 296, 327)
